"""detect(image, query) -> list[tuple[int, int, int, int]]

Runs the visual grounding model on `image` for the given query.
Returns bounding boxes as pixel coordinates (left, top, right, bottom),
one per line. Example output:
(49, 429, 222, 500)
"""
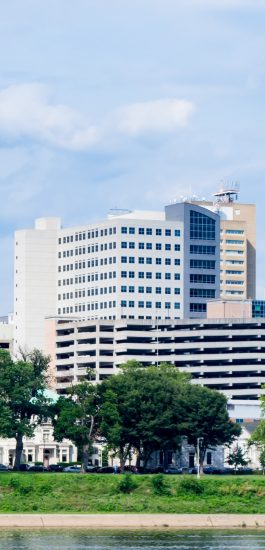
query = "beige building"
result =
(192, 187, 256, 300)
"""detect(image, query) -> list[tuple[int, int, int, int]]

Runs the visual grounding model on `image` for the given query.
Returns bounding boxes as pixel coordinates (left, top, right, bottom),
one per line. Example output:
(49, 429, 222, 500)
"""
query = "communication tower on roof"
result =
(213, 182, 239, 204)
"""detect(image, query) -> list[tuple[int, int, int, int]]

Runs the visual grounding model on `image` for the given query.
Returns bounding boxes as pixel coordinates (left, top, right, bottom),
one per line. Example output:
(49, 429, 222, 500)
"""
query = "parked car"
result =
(0, 464, 9, 471)
(48, 464, 64, 472)
(97, 466, 120, 474)
(17, 464, 30, 471)
(28, 465, 48, 472)
(86, 465, 98, 473)
(163, 467, 183, 474)
(203, 466, 225, 475)
(63, 465, 82, 473)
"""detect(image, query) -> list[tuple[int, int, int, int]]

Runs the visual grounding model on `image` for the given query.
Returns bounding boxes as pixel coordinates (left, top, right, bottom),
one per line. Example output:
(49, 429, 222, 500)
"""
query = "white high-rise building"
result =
(14, 202, 220, 354)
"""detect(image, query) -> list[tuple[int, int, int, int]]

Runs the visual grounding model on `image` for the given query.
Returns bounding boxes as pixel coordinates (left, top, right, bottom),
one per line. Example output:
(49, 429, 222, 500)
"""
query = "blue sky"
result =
(1, 0, 265, 313)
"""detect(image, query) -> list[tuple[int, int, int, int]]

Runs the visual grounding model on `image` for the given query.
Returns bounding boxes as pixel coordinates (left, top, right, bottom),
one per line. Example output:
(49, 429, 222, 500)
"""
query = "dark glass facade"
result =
(190, 210, 216, 241)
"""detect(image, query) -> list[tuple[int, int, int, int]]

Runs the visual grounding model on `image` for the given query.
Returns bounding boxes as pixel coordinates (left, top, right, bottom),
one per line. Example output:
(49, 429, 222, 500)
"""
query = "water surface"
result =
(0, 531, 265, 549)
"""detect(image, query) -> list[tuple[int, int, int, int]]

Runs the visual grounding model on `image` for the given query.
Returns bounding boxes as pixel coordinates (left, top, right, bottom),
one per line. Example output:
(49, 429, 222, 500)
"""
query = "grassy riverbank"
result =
(1, 473, 265, 514)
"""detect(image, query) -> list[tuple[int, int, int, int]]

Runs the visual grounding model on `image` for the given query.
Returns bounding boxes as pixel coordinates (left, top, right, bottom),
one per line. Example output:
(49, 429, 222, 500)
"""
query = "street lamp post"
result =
(197, 437, 204, 479)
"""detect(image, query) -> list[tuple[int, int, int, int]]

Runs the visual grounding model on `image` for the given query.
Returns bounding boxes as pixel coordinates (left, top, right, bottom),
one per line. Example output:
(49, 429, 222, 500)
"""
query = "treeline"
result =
(0, 350, 242, 471)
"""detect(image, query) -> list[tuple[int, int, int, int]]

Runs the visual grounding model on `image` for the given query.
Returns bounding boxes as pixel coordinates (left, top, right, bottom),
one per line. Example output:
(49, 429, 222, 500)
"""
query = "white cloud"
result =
(0, 83, 195, 150)
(116, 99, 194, 136)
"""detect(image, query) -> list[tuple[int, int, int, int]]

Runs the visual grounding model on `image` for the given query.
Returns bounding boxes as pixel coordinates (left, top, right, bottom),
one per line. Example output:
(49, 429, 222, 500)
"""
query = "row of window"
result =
(58, 242, 118, 257)
(121, 242, 181, 251)
(121, 257, 180, 266)
(58, 286, 117, 300)
(190, 245, 216, 255)
(190, 259, 215, 270)
(121, 227, 181, 237)
(190, 210, 216, 241)
(121, 271, 180, 280)
(190, 274, 215, 284)
(121, 286, 180, 295)
(58, 227, 117, 244)
(190, 289, 215, 298)
(121, 300, 180, 309)
(58, 259, 117, 272)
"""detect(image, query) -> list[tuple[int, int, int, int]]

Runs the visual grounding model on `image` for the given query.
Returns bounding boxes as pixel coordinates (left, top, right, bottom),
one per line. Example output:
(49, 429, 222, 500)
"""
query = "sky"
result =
(1, 0, 265, 314)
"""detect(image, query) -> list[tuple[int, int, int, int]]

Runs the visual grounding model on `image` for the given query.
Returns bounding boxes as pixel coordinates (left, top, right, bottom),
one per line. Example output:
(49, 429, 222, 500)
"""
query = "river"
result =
(0, 531, 264, 549)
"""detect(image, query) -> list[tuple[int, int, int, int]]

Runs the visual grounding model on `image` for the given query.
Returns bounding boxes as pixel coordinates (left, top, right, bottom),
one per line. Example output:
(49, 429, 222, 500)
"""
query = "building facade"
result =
(14, 203, 220, 354)
(192, 188, 256, 300)
(45, 315, 265, 420)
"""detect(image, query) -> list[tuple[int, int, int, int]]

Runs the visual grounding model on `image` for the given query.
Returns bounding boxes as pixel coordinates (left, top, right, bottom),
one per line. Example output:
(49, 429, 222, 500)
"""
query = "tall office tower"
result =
(14, 202, 220, 354)
(192, 187, 256, 300)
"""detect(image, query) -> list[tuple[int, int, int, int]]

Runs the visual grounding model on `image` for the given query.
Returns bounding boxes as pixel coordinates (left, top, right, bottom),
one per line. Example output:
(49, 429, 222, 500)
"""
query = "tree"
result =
(52, 381, 98, 472)
(98, 361, 189, 470)
(226, 445, 249, 473)
(0, 349, 52, 470)
(249, 421, 265, 474)
(259, 448, 265, 475)
(180, 384, 241, 472)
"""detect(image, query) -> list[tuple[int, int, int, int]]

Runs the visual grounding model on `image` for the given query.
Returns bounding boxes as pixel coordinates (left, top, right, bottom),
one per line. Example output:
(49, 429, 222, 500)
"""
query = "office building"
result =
(14, 202, 220, 354)
(192, 187, 256, 300)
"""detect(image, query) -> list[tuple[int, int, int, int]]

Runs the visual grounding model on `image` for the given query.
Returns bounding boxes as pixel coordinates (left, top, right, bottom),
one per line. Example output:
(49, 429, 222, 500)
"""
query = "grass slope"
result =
(1, 473, 265, 513)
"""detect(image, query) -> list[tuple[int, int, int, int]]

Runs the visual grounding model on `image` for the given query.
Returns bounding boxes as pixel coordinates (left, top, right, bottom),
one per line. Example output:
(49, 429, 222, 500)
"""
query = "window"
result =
(146, 228, 152, 235)
(174, 288, 180, 294)
(156, 273, 162, 279)
(121, 285, 127, 292)
(175, 229, 181, 237)
(129, 242, 135, 249)
(129, 285, 135, 292)
(139, 242, 144, 249)
(146, 243, 152, 250)
(190, 245, 216, 255)
(139, 271, 144, 278)
(190, 259, 215, 270)
(155, 301, 161, 308)
(146, 301, 152, 308)
(139, 257, 144, 264)
(165, 287, 171, 294)
(121, 271, 127, 278)
(121, 256, 127, 263)
(139, 227, 144, 235)
(165, 273, 171, 280)
(156, 287, 161, 294)
(165, 229, 171, 236)
(146, 286, 152, 293)
(190, 274, 215, 284)
(156, 243, 162, 250)
(129, 300, 134, 307)
(156, 258, 161, 265)
(121, 242, 127, 248)
(174, 259, 180, 266)
(190, 289, 215, 298)
(165, 244, 171, 251)
(165, 302, 171, 309)
(190, 210, 216, 241)
(138, 286, 144, 293)
(138, 301, 144, 308)
(121, 227, 127, 234)
(174, 273, 180, 280)
(121, 300, 127, 307)
(146, 258, 152, 264)
(146, 272, 152, 279)
(165, 258, 171, 265)
(129, 257, 135, 264)
(174, 244, 180, 251)
(225, 239, 244, 244)
(190, 303, 207, 312)
(226, 229, 244, 235)
(129, 227, 135, 234)
(129, 271, 135, 278)
(174, 302, 180, 309)
(156, 228, 162, 236)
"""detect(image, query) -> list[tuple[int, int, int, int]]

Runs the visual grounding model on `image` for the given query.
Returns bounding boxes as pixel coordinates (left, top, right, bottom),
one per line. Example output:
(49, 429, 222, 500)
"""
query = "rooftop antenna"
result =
(213, 182, 240, 205)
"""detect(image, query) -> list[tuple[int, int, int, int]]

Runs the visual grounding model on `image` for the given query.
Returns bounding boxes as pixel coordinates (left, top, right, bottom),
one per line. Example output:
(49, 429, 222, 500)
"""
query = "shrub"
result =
(151, 474, 169, 495)
(177, 476, 204, 495)
(116, 473, 137, 494)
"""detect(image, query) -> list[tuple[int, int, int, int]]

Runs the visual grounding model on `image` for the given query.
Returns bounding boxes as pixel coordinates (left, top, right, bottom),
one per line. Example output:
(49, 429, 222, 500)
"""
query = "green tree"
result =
(0, 349, 52, 470)
(98, 361, 189, 470)
(226, 445, 249, 473)
(52, 381, 98, 472)
(181, 384, 241, 472)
